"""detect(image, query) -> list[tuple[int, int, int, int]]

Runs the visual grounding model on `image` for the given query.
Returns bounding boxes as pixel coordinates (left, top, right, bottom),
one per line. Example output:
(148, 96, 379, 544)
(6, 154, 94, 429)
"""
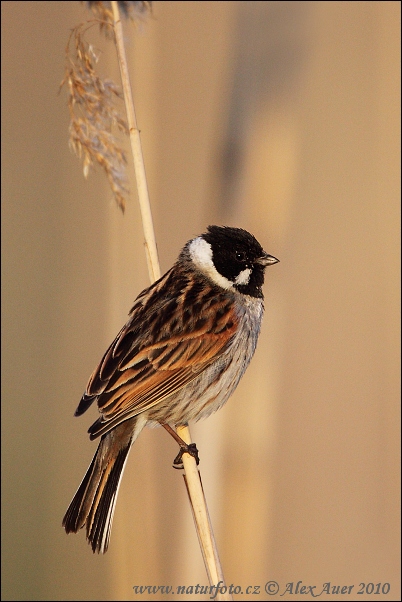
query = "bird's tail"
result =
(63, 416, 145, 553)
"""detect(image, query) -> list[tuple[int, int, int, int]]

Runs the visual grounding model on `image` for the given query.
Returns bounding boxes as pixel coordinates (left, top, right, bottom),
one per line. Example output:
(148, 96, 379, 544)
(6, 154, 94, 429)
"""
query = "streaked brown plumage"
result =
(63, 226, 278, 553)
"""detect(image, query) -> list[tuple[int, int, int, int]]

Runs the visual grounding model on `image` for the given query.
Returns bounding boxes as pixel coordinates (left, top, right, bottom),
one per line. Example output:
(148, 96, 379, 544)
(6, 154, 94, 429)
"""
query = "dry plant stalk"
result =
(85, 1, 151, 20)
(110, 2, 232, 599)
(61, 3, 153, 211)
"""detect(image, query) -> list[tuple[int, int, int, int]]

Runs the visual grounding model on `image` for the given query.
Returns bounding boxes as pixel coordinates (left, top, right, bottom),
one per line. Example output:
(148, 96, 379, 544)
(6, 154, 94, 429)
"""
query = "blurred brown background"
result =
(2, 1, 400, 600)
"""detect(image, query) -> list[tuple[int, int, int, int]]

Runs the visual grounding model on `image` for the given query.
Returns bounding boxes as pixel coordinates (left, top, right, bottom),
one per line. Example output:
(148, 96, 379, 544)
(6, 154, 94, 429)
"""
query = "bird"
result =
(62, 225, 279, 553)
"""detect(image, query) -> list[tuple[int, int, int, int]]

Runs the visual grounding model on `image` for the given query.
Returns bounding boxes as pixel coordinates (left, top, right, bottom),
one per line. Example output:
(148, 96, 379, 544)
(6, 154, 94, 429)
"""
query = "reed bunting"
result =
(63, 226, 278, 553)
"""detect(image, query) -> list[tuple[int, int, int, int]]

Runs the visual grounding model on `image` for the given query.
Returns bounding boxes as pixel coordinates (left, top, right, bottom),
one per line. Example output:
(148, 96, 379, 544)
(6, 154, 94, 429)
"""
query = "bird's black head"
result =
(200, 225, 279, 298)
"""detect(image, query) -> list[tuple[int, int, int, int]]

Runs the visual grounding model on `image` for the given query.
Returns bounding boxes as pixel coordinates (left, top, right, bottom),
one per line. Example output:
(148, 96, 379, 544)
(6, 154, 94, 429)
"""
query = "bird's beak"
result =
(256, 253, 279, 267)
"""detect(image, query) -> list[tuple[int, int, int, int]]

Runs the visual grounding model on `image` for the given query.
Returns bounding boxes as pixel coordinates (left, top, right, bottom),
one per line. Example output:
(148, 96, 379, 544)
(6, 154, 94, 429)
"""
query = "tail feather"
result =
(63, 445, 101, 534)
(63, 416, 145, 553)
(86, 444, 131, 553)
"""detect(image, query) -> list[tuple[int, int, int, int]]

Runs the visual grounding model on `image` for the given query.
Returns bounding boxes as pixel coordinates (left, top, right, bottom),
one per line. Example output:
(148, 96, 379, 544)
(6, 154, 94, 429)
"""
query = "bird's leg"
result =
(161, 423, 200, 469)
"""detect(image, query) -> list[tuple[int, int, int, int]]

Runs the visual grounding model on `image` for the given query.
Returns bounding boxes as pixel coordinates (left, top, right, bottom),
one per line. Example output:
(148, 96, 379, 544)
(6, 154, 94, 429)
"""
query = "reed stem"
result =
(110, 3, 231, 599)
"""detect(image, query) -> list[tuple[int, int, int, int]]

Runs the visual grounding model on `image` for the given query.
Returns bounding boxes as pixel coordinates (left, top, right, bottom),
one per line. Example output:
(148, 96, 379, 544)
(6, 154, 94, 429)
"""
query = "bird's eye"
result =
(235, 251, 246, 262)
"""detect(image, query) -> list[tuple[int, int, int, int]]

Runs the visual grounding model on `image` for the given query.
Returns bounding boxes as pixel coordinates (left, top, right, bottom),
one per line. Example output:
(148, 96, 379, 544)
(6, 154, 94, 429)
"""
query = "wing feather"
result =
(75, 266, 238, 437)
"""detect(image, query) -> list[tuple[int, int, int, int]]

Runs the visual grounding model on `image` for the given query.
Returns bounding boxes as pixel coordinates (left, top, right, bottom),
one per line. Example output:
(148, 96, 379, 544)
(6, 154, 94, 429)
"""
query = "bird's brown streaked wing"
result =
(84, 291, 239, 439)
(88, 367, 199, 438)
(100, 323, 235, 414)
(74, 269, 177, 417)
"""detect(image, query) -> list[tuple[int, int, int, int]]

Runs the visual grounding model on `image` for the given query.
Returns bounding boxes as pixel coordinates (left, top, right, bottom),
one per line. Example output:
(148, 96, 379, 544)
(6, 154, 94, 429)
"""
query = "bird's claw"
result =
(172, 443, 200, 469)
